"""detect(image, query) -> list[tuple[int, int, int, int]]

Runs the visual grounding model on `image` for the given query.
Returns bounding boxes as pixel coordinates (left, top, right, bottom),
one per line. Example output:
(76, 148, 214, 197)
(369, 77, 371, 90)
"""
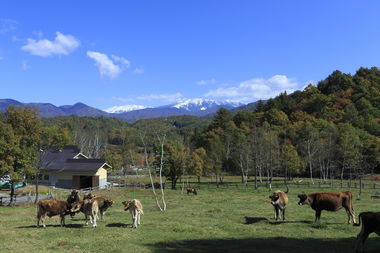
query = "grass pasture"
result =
(0, 185, 379, 253)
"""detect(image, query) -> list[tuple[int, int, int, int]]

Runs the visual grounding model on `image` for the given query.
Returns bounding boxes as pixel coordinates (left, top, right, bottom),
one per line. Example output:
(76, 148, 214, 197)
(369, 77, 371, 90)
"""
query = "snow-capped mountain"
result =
(105, 105, 150, 113)
(171, 99, 245, 112)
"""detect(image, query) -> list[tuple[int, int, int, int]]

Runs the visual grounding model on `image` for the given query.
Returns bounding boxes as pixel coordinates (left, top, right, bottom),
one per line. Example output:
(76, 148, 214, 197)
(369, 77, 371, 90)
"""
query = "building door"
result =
(72, 175, 80, 189)
(92, 176, 99, 187)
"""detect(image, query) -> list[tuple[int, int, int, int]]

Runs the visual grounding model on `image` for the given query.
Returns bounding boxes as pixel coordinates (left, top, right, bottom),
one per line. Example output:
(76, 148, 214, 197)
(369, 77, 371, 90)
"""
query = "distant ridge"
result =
(0, 98, 253, 122)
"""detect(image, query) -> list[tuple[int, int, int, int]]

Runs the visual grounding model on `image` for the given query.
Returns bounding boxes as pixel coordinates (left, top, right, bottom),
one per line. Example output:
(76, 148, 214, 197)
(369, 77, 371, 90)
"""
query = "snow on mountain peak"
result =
(172, 98, 245, 111)
(105, 105, 150, 113)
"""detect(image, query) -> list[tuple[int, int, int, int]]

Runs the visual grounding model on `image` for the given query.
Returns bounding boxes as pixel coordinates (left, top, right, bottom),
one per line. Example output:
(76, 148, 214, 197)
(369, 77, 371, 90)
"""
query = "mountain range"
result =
(0, 98, 255, 122)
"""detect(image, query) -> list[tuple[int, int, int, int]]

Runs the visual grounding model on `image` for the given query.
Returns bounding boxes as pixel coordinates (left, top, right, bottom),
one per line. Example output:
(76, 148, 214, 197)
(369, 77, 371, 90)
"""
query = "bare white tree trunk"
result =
(139, 131, 163, 211)
(157, 133, 167, 211)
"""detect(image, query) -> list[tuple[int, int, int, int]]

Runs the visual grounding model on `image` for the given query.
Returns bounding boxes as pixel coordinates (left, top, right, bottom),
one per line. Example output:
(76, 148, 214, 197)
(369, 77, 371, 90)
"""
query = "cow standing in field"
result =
(91, 197, 113, 220)
(70, 199, 99, 228)
(36, 200, 72, 228)
(297, 191, 356, 224)
(123, 199, 143, 228)
(354, 212, 380, 253)
(269, 189, 288, 221)
(186, 188, 197, 195)
(66, 190, 80, 219)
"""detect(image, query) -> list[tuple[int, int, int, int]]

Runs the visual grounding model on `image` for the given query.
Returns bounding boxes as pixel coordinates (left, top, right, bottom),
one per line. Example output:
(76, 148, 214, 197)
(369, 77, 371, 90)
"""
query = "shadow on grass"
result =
(244, 217, 314, 226)
(146, 237, 380, 253)
(106, 222, 129, 228)
(244, 216, 268, 224)
(17, 223, 84, 229)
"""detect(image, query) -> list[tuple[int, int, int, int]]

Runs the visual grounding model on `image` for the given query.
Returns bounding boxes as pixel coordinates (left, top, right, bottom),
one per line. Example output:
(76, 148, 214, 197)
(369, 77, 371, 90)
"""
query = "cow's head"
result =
(68, 190, 80, 203)
(70, 201, 83, 213)
(297, 193, 310, 206)
(269, 192, 280, 204)
(104, 199, 113, 208)
(122, 200, 132, 211)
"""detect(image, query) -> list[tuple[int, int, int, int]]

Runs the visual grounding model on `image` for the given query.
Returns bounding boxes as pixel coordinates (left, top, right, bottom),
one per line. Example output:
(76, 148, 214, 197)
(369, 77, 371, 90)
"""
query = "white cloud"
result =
(205, 75, 298, 100)
(21, 32, 80, 57)
(196, 78, 216, 85)
(133, 67, 144, 74)
(111, 55, 130, 68)
(137, 92, 184, 102)
(87, 51, 130, 79)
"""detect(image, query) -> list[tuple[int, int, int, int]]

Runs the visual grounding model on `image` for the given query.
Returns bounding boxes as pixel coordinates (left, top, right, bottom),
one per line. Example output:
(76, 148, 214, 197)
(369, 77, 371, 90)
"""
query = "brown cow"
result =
(269, 190, 288, 221)
(297, 191, 356, 224)
(37, 200, 72, 227)
(354, 212, 380, 253)
(70, 199, 99, 228)
(92, 197, 113, 220)
(186, 188, 197, 195)
(123, 199, 143, 228)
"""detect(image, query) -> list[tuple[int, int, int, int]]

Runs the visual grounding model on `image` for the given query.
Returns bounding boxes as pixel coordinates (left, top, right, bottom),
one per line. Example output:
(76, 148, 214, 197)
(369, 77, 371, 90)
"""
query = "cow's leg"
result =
(275, 207, 280, 221)
(282, 208, 286, 221)
(138, 212, 141, 225)
(315, 210, 321, 222)
(344, 206, 356, 224)
(100, 210, 104, 220)
(273, 208, 276, 220)
(85, 214, 89, 225)
(60, 214, 65, 227)
(92, 212, 97, 228)
(355, 228, 369, 253)
(37, 213, 44, 228)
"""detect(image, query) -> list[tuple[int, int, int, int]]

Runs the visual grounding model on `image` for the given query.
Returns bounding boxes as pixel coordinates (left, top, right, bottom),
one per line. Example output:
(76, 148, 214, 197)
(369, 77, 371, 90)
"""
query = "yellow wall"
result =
(41, 168, 107, 180)
(96, 168, 107, 179)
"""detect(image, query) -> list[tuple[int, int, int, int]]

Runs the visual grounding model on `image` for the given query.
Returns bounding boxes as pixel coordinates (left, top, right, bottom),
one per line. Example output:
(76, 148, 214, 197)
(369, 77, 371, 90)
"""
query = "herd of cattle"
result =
(269, 189, 379, 253)
(36, 191, 143, 229)
(34, 188, 378, 253)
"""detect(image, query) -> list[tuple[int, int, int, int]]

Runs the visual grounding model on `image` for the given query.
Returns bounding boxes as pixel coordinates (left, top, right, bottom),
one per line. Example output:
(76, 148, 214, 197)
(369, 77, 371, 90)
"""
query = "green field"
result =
(0, 185, 379, 253)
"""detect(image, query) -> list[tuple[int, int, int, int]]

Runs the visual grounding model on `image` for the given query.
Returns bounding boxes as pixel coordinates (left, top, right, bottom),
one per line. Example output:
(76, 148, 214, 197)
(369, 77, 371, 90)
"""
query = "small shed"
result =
(35, 146, 111, 189)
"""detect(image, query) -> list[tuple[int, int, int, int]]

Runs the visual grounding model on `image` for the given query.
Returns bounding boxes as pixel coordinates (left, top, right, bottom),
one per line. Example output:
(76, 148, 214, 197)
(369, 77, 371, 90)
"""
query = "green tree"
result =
(163, 142, 189, 189)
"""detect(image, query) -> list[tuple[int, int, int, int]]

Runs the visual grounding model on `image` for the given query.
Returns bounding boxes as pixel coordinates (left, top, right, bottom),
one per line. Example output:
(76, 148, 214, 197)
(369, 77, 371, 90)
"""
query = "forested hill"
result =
(191, 67, 380, 183)
(252, 67, 380, 136)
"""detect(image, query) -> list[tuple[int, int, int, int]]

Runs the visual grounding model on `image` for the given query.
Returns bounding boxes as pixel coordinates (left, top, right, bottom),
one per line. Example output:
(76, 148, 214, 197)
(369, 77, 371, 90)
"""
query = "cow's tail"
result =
(353, 212, 363, 227)
(284, 185, 289, 194)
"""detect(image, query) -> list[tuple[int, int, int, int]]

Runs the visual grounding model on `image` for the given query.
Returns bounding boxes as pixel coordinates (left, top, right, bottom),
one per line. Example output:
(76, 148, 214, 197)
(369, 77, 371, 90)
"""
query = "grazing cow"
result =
(186, 188, 197, 195)
(354, 212, 380, 253)
(66, 190, 80, 218)
(91, 197, 113, 220)
(269, 190, 288, 221)
(123, 199, 143, 228)
(70, 199, 99, 228)
(36, 200, 72, 227)
(297, 191, 356, 224)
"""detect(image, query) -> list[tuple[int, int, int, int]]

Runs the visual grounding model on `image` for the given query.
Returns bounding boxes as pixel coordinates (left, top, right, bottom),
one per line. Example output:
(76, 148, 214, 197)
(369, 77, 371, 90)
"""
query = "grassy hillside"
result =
(1, 185, 378, 253)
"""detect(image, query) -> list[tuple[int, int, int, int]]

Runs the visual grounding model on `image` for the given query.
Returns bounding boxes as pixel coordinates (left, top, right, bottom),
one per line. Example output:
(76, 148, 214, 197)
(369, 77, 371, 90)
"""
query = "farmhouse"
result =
(29, 146, 111, 189)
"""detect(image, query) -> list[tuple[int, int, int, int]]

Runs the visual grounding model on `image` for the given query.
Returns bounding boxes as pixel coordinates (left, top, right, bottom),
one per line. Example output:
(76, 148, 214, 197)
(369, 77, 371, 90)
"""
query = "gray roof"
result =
(62, 159, 108, 171)
(42, 146, 111, 172)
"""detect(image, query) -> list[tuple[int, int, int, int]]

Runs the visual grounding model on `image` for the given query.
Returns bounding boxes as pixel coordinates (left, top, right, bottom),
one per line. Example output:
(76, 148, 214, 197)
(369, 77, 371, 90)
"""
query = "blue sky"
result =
(1, 1, 380, 110)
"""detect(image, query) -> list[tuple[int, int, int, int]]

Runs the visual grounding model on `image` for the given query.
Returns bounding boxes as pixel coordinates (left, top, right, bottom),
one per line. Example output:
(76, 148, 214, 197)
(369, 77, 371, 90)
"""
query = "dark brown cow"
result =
(66, 190, 80, 218)
(186, 188, 197, 195)
(269, 190, 288, 221)
(354, 212, 380, 253)
(297, 191, 356, 224)
(37, 200, 72, 227)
